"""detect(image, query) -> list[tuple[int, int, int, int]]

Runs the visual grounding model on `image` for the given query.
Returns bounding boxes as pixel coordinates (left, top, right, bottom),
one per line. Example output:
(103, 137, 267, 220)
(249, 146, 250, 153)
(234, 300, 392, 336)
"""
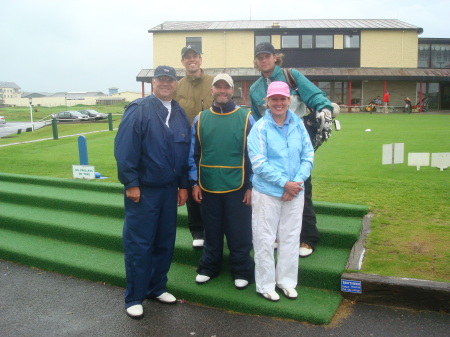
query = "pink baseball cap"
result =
(266, 81, 290, 98)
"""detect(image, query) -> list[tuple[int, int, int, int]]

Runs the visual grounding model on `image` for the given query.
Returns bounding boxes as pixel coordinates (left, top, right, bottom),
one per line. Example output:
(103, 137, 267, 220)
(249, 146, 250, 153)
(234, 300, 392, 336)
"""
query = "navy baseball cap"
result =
(154, 65, 177, 80)
(254, 42, 275, 57)
(181, 45, 201, 57)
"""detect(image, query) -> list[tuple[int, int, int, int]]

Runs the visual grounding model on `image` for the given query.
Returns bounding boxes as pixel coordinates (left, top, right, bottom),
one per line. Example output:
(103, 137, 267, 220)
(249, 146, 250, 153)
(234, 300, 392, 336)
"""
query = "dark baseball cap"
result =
(181, 45, 201, 57)
(254, 42, 276, 57)
(154, 65, 177, 80)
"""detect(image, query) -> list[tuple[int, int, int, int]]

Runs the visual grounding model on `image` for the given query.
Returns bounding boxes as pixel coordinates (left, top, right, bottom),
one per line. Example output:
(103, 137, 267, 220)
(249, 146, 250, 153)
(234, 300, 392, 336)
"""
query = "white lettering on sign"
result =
(341, 279, 362, 293)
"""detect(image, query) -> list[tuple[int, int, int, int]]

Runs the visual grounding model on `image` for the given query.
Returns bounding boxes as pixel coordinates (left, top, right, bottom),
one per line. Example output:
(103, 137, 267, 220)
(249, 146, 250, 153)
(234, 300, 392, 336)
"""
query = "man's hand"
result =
(283, 181, 303, 197)
(126, 186, 140, 203)
(192, 185, 203, 204)
(242, 189, 252, 206)
(178, 188, 188, 206)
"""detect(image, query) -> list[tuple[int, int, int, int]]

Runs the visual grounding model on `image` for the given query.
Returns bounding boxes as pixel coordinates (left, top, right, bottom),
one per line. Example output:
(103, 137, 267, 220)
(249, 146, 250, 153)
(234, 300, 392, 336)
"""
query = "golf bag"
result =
(283, 68, 340, 150)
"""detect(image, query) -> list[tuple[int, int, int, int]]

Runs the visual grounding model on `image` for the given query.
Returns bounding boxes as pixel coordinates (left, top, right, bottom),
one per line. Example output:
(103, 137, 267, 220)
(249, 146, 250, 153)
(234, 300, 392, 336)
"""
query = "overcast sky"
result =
(1, 0, 448, 94)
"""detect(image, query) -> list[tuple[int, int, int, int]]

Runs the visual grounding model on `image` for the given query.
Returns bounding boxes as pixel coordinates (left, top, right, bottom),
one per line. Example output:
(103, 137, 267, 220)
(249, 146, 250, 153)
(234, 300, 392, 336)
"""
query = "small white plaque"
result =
(72, 165, 96, 180)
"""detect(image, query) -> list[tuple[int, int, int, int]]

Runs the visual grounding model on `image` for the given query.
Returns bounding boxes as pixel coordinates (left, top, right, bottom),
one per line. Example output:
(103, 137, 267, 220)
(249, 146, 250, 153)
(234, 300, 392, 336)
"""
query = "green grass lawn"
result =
(0, 111, 448, 282)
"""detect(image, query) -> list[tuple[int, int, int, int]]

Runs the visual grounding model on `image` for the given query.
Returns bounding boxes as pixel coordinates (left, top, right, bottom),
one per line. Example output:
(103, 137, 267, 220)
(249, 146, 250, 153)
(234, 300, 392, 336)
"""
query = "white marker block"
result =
(408, 153, 430, 171)
(431, 153, 450, 171)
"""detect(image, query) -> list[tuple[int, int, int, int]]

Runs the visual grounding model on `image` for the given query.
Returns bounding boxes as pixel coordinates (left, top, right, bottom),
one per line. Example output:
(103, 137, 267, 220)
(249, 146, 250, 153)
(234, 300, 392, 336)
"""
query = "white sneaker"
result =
(192, 239, 204, 249)
(155, 292, 177, 304)
(261, 291, 280, 302)
(281, 288, 298, 299)
(195, 274, 210, 284)
(299, 242, 313, 257)
(126, 304, 144, 318)
(234, 279, 249, 289)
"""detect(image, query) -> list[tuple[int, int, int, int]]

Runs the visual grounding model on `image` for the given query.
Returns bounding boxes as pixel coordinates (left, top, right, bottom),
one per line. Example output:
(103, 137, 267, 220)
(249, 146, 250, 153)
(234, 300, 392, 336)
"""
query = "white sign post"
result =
(382, 143, 404, 169)
(72, 165, 96, 180)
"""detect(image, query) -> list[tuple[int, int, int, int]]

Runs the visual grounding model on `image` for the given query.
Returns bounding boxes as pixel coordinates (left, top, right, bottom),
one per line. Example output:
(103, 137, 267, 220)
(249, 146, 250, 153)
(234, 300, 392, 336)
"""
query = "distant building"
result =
(137, 19, 450, 110)
(0, 82, 21, 105)
(112, 91, 146, 103)
(22, 92, 52, 98)
(108, 87, 119, 95)
(4, 90, 107, 107)
(49, 92, 106, 99)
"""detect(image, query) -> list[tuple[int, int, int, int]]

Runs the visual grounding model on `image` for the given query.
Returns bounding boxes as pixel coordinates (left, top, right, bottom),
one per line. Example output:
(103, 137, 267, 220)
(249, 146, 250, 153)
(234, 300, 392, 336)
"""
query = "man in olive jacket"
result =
(174, 46, 214, 249)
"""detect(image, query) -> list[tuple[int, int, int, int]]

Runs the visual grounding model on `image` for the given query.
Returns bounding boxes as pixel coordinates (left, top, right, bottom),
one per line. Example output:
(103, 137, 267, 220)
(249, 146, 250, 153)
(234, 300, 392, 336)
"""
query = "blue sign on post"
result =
(341, 279, 362, 293)
(78, 136, 89, 165)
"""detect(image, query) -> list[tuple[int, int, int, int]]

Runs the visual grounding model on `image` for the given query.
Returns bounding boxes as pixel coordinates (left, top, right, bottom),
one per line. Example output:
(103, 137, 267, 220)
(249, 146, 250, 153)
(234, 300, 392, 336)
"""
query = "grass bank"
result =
(0, 112, 448, 282)
(0, 103, 126, 122)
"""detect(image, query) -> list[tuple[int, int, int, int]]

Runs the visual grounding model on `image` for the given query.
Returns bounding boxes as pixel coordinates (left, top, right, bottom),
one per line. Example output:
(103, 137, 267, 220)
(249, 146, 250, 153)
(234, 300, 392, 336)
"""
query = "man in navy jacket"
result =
(114, 65, 191, 319)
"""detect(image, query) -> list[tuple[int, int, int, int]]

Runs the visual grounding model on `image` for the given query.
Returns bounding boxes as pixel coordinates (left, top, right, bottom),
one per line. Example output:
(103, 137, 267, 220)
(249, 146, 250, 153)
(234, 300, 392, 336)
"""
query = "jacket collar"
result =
(211, 100, 237, 114)
(264, 108, 298, 125)
(260, 65, 282, 82)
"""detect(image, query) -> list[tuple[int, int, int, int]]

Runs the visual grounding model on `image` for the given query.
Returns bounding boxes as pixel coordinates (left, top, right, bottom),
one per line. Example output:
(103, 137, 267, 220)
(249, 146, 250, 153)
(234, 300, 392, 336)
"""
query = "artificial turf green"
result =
(0, 173, 367, 324)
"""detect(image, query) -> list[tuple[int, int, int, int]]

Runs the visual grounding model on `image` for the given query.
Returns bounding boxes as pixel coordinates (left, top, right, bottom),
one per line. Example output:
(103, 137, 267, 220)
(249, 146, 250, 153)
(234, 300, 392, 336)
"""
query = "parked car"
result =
(54, 111, 89, 121)
(78, 109, 107, 120)
(0, 116, 5, 125)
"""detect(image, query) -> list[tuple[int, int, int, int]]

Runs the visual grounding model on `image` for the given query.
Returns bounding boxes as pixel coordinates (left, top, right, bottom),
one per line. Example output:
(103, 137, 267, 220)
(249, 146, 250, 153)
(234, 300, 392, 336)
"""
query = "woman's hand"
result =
(281, 191, 294, 201)
(283, 181, 303, 196)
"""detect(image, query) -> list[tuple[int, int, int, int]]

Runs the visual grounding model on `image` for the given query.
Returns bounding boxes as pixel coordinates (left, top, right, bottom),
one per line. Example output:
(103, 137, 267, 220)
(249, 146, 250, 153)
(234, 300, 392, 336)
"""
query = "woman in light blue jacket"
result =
(248, 81, 314, 302)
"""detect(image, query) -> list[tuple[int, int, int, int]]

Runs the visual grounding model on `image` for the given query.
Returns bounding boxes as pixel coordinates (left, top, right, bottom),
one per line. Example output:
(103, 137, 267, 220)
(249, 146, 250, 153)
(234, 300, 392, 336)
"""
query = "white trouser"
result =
(252, 189, 304, 294)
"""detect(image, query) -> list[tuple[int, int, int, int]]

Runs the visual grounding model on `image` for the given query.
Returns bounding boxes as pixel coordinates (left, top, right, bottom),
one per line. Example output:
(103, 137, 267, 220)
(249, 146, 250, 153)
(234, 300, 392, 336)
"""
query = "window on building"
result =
(351, 81, 362, 106)
(301, 35, 313, 48)
(282, 35, 299, 48)
(344, 35, 360, 48)
(419, 43, 450, 68)
(418, 44, 431, 68)
(255, 35, 270, 47)
(186, 37, 202, 53)
(430, 44, 450, 68)
(417, 82, 440, 109)
(315, 35, 333, 48)
(317, 82, 331, 98)
(317, 81, 361, 106)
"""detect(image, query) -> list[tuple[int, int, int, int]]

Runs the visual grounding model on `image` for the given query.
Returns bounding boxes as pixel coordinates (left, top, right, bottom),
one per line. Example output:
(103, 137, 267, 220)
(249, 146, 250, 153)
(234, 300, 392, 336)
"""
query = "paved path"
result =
(0, 121, 47, 139)
(1, 260, 448, 337)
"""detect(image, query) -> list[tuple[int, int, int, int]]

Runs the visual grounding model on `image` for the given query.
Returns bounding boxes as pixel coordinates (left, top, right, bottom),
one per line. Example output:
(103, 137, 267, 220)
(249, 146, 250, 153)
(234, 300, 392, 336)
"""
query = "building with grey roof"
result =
(138, 19, 450, 111)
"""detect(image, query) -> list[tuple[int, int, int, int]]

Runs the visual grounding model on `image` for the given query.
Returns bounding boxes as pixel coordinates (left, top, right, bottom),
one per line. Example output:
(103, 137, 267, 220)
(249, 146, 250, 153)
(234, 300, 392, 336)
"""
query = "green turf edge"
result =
(0, 228, 342, 324)
(314, 201, 369, 217)
(167, 263, 343, 325)
(0, 173, 368, 218)
(0, 172, 123, 193)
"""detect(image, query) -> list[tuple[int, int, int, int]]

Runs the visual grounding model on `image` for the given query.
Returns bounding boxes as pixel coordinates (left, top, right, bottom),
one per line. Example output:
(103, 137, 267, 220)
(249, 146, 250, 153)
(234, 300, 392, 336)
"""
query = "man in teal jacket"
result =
(250, 42, 333, 258)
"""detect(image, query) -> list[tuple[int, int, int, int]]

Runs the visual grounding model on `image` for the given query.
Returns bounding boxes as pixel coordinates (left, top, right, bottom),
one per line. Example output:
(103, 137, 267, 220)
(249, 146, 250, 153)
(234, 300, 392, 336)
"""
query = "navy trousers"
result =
(186, 187, 204, 239)
(300, 176, 320, 248)
(197, 188, 254, 282)
(122, 184, 178, 308)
